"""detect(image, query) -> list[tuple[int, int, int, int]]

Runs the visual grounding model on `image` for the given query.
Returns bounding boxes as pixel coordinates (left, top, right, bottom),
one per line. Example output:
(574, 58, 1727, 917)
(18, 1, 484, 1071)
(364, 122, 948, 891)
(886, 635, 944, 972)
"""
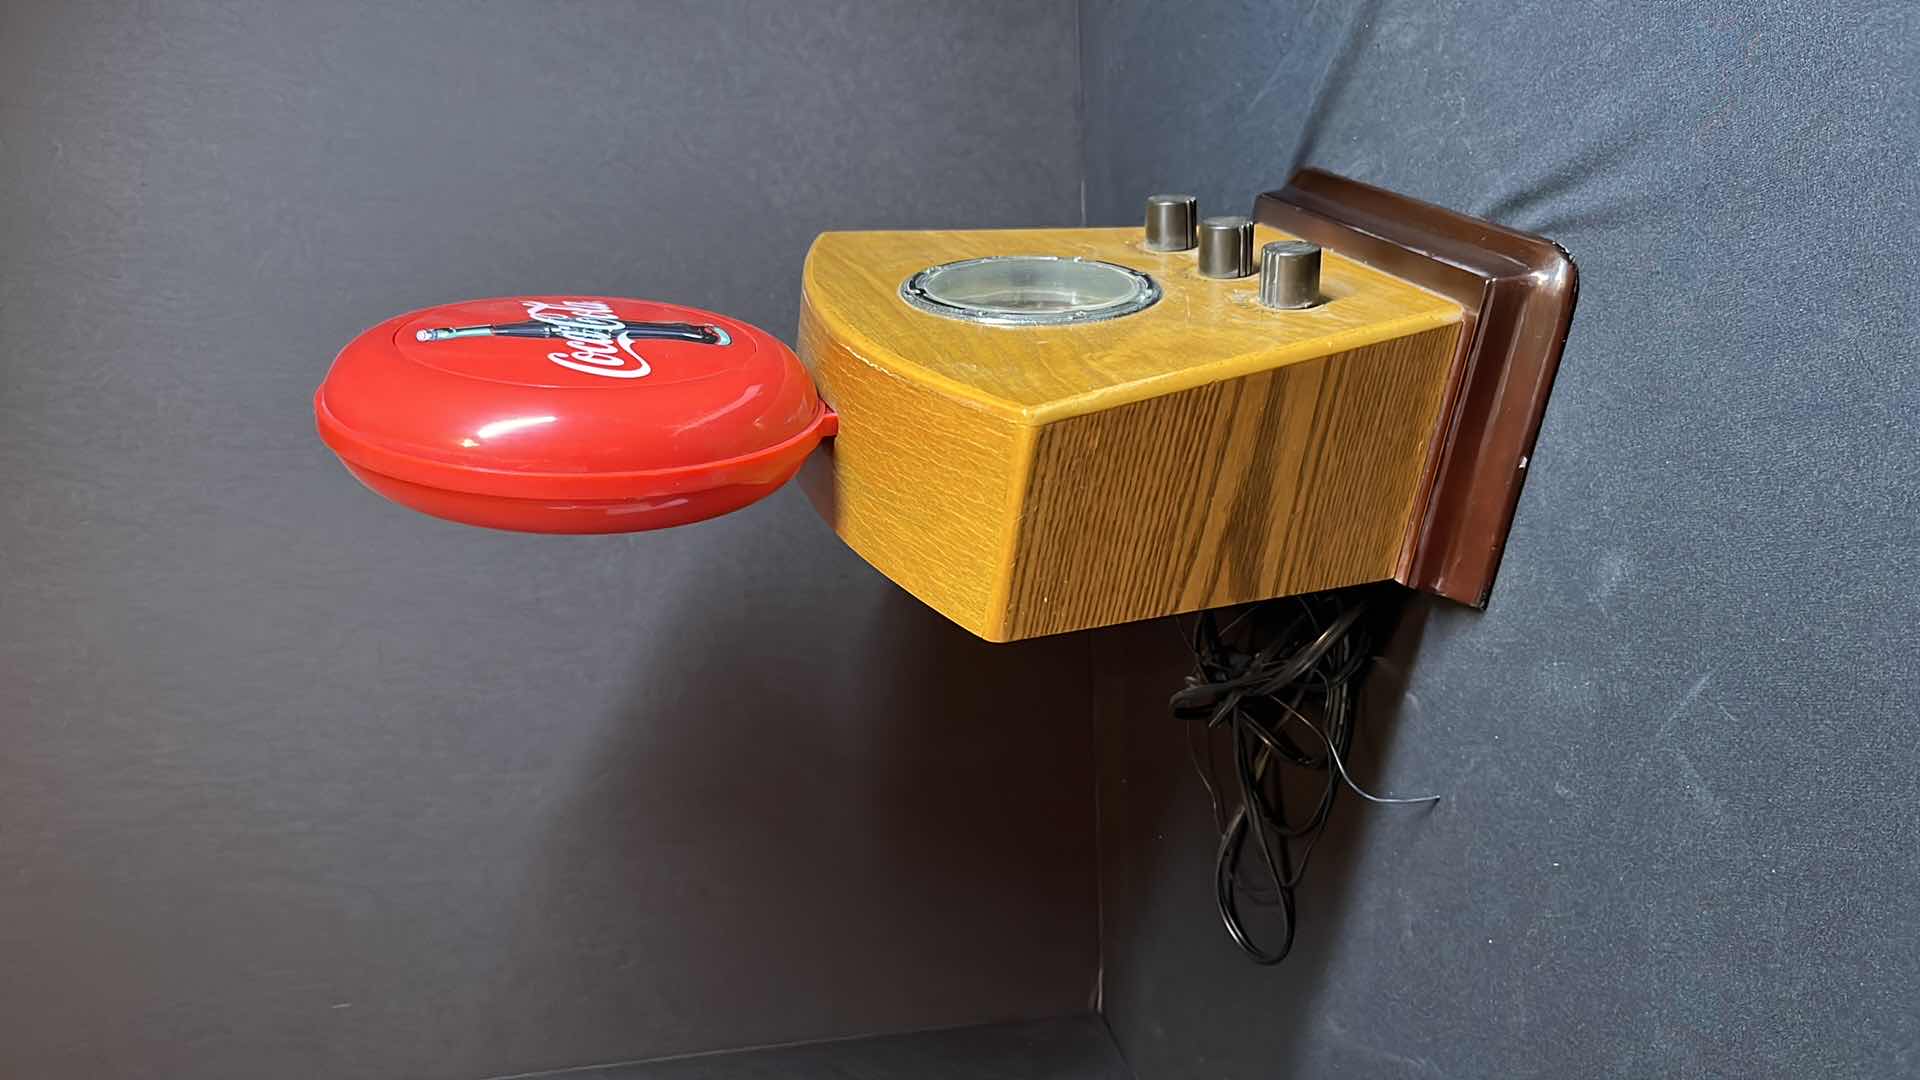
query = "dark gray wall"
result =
(0, 4, 1093, 1078)
(1082, 1, 1918, 1077)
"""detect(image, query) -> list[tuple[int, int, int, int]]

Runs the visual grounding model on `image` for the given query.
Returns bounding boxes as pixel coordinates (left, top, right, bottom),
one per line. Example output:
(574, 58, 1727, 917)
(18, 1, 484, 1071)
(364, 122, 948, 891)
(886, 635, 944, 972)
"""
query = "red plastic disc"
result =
(314, 296, 835, 533)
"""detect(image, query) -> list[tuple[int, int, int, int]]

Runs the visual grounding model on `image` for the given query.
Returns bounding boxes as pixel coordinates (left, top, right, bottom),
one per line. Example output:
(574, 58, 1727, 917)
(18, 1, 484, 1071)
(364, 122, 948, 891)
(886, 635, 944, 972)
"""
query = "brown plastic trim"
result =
(1253, 168, 1578, 608)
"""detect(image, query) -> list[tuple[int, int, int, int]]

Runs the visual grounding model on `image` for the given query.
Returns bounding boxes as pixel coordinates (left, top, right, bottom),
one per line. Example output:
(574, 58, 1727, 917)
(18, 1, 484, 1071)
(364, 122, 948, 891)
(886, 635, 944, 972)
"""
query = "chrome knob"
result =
(1144, 194, 1198, 251)
(1258, 240, 1322, 309)
(1196, 216, 1254, 279)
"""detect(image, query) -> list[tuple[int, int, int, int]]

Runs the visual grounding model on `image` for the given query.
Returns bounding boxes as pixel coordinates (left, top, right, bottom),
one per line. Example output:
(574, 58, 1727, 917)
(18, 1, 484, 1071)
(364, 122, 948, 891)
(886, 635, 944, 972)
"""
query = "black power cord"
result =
(1170, 589, 1439, 965)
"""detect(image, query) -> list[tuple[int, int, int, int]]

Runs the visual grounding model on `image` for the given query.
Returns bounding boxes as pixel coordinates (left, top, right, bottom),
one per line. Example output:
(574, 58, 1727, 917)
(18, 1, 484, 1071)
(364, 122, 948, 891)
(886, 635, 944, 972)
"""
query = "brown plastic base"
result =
(1254, 169, 1579, 607)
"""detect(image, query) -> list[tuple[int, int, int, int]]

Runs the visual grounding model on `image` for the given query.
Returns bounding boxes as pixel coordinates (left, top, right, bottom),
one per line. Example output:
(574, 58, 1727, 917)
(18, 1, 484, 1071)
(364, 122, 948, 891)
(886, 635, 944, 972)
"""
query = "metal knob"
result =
(1258, 240, 1322, 308)
(1144, 194, 1198, 251)
(1196, 216, 1254, 278)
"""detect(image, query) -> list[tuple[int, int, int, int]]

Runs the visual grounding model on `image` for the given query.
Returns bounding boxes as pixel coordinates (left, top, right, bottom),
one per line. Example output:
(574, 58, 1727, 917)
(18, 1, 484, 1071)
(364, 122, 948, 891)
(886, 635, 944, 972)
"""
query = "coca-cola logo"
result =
(523, 299, 652, 380)
(412, 297, 731, 380)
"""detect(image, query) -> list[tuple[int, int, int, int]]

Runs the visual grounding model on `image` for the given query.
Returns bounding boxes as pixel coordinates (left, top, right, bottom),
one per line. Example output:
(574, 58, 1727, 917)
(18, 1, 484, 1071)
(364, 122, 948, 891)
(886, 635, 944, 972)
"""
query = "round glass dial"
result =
(900, 256, 1160, 326)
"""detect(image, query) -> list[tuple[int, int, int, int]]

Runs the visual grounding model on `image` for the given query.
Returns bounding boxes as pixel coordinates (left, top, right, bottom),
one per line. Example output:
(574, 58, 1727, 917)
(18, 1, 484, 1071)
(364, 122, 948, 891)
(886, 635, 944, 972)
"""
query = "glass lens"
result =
(901, 257, 1159, 326)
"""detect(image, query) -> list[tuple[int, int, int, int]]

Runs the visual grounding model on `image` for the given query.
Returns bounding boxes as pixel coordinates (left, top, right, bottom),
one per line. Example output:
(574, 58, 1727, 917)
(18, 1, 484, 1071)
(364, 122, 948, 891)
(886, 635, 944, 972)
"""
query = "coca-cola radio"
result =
(315, 170, 1575, 641)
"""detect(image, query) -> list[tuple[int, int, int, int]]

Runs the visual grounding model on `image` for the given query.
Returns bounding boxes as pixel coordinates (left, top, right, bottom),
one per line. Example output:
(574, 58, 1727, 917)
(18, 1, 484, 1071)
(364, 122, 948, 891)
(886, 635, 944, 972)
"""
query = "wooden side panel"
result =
(1256, 169, 1579, 606)
(797, 298, 1031, 639)
(1001, 324, 1460, 639)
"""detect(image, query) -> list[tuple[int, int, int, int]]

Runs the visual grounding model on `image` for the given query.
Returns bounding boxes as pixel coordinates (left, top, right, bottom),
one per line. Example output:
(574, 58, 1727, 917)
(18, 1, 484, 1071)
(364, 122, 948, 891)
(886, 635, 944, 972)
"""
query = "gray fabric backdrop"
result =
(1081, 1, 1919, 1077)
(0, 4, 1095, 1079)
(5, 2, 1916, 1077)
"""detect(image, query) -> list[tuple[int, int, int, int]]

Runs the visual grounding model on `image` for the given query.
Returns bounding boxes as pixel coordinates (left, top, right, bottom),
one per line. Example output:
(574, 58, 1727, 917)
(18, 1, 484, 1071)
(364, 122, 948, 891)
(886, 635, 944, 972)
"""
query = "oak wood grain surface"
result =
(1003, 326, 1459, 639)
(797, 227, 1463, 640)
(803, 227, 1458, 419)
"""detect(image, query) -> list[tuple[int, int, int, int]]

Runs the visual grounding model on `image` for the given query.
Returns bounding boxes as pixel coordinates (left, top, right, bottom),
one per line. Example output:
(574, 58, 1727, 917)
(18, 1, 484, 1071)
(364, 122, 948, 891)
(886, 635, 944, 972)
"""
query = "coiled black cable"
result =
(1170, 590, 1439, 965)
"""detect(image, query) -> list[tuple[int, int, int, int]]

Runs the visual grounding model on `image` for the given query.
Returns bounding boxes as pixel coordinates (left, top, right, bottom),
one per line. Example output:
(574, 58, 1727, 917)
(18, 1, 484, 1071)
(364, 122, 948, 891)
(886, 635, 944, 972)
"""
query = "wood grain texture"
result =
(796, 300, 1031, 638)
(802, 227, 1460, 420)
(797, 226, 1465, 641)
(1002, 326, 1460, 639)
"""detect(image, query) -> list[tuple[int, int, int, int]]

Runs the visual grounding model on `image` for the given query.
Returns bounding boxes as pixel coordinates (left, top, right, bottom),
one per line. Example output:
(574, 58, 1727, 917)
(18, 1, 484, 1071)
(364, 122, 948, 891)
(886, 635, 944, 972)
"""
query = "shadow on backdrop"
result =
(499, 538, 1100, 1073)
(1092, 592, 1439, 1074)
